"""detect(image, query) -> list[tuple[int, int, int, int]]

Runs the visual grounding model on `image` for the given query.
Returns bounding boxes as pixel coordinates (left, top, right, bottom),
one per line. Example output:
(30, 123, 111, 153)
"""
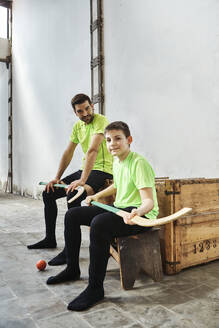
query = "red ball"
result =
(36, 259, 47, 271)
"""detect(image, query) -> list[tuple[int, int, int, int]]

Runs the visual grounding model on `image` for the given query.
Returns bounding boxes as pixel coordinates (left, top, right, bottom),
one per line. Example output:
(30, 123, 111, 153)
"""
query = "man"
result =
(27, 94, 113, 267)
(46, 121, 159, 311)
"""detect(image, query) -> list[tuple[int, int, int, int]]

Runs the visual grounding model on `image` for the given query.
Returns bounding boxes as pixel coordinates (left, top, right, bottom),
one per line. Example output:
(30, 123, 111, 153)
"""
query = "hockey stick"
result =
(91, 201, 192, 227)
(39, 182, 84, 204)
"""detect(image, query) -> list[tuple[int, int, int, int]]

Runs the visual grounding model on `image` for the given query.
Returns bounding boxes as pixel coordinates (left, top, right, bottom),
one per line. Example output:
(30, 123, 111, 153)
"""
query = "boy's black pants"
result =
(64, 205, 150, 289)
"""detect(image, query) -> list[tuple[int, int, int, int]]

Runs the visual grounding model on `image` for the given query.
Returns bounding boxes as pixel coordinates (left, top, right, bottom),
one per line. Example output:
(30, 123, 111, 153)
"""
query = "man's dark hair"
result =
(104, 121, 131, 138)
(71, 94, 92, 111)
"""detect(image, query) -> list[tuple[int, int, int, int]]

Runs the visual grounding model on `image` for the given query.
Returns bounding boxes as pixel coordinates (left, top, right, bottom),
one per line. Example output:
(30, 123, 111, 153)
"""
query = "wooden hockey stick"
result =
(91, 201, 192, 227)
(39, 182, 84, 204)
(67, 186, 85, 203)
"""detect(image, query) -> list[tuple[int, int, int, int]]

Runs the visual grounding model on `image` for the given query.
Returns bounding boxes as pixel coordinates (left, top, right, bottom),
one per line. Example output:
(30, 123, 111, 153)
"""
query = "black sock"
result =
(67, 286, 104, 311)
(48, 249, 66, 266)
(46, 267, 80, 285)
(27, 237, 57, 249)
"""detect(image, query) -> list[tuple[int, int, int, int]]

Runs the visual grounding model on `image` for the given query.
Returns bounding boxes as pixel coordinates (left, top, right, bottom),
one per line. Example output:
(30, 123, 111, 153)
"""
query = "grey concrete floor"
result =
(0, 191, 219, 328)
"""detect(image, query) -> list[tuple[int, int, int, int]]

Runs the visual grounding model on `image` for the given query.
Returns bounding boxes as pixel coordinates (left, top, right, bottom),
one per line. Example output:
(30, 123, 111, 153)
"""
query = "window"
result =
(0, 6, 7, 38)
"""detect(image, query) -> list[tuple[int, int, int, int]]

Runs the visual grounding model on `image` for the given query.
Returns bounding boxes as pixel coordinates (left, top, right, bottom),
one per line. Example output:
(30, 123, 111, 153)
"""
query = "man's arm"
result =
(46, 141, 77, 192)
(122, 187, 154, 225)
(66, 133, 104, 193)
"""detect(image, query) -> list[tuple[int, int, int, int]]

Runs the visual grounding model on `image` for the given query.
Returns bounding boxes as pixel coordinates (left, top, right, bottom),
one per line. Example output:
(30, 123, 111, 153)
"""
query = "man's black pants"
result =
(42, 170, 112, 242)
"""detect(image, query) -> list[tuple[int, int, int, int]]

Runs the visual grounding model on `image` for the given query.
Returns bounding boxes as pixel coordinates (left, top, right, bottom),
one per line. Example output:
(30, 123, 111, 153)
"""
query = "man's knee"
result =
(42, 189, 55, 202)
(66, 189, 87, 209)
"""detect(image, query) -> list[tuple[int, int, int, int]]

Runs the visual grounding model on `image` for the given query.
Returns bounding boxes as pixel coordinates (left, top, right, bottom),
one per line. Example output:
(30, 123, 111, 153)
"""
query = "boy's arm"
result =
(66, 133, 104, 193)
(86, 183, 116, 204)
(122, 187, 154, 225)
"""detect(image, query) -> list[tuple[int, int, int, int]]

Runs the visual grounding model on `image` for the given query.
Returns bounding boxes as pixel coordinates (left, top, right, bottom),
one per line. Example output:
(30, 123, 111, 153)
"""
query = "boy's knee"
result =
(90, 215, 107, 236)
(64, 207, 82, 227)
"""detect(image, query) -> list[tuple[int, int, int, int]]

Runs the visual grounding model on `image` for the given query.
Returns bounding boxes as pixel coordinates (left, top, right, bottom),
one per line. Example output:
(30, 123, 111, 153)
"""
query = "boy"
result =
(46, 121, 159, 311)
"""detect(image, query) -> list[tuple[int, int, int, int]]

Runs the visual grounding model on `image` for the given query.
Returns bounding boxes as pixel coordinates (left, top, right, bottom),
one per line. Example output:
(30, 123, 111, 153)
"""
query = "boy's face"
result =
(105, 129, 132, 160)
(74, 101, 94, 124)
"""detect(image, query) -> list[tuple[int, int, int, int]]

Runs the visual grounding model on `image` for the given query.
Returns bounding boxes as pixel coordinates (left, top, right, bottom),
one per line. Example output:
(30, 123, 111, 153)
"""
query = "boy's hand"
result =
(85, 195, 99, 206)
(122, 209, 139, 225)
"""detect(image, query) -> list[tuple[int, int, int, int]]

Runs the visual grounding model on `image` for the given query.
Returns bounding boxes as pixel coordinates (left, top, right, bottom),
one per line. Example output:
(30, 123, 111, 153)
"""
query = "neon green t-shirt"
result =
(70, 113, 113, 174)
(113, 151, 159, 219)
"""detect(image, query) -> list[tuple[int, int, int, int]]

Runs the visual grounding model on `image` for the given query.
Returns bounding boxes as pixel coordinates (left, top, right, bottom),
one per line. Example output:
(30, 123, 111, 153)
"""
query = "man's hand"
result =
(66, 179, 85, 194)
(45, 179, 63, 193)
(85, 194, 99, 206)
(122, 208, 139, 225)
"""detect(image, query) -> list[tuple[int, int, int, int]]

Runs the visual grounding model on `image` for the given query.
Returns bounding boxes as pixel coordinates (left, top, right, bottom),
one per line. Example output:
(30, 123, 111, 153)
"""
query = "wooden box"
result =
(156, 178, 219, 274)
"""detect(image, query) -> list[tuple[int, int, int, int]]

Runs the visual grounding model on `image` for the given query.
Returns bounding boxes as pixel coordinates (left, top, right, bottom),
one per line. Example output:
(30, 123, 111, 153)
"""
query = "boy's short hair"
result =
(104, 121, 131, 138)
(71, 94, 92, 111)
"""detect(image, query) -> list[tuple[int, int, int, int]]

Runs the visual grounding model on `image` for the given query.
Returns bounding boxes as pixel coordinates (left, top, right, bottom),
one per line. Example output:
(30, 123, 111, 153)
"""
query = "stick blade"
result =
(67, 186, 85, 203)
(131, 207, 192, 227)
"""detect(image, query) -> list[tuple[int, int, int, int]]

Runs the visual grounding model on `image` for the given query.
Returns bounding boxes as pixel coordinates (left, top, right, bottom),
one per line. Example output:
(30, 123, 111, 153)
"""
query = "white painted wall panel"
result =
(12, 0, 90, 196)
(0, 62, 8, 189)
(104, 0, 219, 178)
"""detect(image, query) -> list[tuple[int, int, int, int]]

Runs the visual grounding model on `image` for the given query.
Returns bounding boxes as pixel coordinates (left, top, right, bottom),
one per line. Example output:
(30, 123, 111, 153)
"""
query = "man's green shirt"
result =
(70, 113, 113, 174)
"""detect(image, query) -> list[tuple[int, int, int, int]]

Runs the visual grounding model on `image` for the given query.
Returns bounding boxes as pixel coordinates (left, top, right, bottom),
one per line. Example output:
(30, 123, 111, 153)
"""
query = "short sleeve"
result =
(112, 159, 118, 188)
(132, 159, 155, 189)
(70, 123, 79, 144)
(92, 115, 109, 135)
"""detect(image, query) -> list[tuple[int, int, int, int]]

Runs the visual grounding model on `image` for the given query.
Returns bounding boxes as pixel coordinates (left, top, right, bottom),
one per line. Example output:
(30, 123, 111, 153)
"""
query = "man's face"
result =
(74, 101, 94, 124)
(105, 129, 132, 160)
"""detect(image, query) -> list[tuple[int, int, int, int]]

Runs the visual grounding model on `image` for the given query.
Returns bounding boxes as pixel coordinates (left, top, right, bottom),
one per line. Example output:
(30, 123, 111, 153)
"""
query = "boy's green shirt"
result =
(113, 151, 159, 219)
(70, 114, 113, 174)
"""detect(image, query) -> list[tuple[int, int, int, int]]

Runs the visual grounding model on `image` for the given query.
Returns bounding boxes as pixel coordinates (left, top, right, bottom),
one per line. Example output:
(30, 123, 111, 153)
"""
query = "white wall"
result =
(12, 0, 90, 196)
(0, 62, 8, 189)
(104, 0, 219, 178)
(1, 0, 219, 197)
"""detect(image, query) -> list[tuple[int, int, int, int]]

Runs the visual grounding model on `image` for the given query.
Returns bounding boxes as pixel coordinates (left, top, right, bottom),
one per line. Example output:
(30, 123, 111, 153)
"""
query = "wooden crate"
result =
(156, 178, 219, 274)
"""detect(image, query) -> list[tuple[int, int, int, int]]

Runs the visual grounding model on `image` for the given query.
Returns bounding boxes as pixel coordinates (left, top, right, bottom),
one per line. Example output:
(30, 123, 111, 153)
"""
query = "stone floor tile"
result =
(0, 318, 38, 328)
(106, 294, 155, 320)
(125, 324, 145, 328)
(6, 275, 48, 298)
(0, 298, 28, 320)
(0, 285, 16, 302)
(159, 273, 202, 292)
(172, 298, 219, 328)
(181, 283, 219, 300)
(38, 312, 91, 328)
(82, 306, 134, 328)
(135, 305, 197, 328)
(139, 288, 195, 309)
(18, 290, 67, 320)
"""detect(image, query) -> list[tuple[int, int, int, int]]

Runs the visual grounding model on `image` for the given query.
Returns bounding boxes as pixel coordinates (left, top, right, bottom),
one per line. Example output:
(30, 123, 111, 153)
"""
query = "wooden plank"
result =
(109, 245, 120, 263)
(178, 183, 219, 214)
(176, 211, 219, 226)
(180, 236, 219, 269)
(162, 182, 177, 274)
(179, 220, 219, 244)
